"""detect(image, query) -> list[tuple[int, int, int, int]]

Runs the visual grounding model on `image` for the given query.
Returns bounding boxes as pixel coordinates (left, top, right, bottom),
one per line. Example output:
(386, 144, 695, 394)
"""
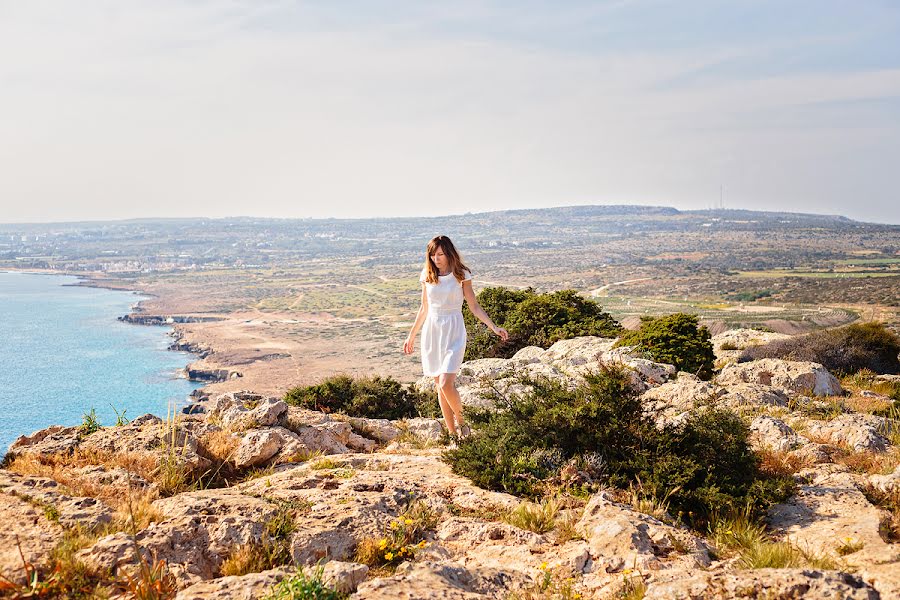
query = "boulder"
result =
(577, 493, 710, 574)
(82, 489, 280, 584)
(718, 358, 842, 396)
(718, 382, 789, 409)
(208, 394, 287, 431)
(352, 560, 530, 600)
(749, 416, 805, 452)
(510, 345, 545, 364)
(234, 428, 286, 468)
(803, 413, 890, 453)
(640, 373, 723, 426)
(543, 337, 617, 366)
(711, 328, 792, 356)
(404, 418, 445, 443)
(80, 419, 215, 474)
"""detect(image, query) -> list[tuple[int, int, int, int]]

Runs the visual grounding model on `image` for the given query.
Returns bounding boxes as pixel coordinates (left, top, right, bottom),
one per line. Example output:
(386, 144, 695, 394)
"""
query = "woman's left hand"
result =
(491, 325, 509, 342)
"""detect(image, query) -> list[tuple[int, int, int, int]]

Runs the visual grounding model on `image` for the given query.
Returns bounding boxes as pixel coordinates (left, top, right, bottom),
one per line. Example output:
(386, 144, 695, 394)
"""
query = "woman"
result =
(402, 236, 509, 439)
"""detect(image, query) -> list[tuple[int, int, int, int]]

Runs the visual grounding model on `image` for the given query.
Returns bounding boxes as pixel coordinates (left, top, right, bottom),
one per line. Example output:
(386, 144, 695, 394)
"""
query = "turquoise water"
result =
(0, 272, 201, 454)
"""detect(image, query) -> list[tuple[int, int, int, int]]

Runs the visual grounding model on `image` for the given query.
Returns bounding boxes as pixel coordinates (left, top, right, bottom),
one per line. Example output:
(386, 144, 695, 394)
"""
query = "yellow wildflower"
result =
(417, 541, 427, 548)
(385, 552, 394, 561)
(623, 569, 633, 575)
(539, 562, 548, 571)
(405, 519, 414, 525)
(378, 539, 388, 550)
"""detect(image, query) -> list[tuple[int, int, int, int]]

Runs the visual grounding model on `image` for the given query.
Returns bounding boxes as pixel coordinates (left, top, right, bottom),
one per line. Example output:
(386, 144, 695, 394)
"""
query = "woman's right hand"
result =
(402, 333, 415, 355)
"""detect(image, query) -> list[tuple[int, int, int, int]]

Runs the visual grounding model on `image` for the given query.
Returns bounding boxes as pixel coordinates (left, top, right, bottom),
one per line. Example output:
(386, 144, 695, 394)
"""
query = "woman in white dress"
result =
(402, 236, 509, 439)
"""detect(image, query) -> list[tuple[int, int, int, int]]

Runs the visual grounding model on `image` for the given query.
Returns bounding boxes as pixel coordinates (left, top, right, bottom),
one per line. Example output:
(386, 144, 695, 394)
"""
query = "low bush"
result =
(263, 566, 345, 600)
(614, 313, 715, 380)
(283, 375, 439, 420)
(738, 321, 900, 375)
(444, 365, 793, 530)
(463, 287, 621, 360)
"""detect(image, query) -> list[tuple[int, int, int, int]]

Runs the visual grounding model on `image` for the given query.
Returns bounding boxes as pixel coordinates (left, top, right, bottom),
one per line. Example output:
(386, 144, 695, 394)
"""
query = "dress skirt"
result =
(421, 309, 467, 377)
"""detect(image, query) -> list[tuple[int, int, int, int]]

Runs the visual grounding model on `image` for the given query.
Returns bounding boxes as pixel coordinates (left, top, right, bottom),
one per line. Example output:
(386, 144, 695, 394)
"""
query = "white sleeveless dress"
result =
(419, 268, 472, 377)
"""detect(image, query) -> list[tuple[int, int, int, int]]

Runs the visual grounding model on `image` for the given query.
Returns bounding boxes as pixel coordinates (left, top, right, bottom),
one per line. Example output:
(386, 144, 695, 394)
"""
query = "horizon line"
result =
(2, 203, 897, 228)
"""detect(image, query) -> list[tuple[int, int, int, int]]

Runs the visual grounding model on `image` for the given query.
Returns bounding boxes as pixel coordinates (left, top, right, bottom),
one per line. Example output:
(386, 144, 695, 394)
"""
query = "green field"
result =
(737, 270, 898, 279)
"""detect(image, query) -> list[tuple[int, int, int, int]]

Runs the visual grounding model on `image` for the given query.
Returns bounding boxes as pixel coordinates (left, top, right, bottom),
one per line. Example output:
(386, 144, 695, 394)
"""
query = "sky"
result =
(1, 1, 899, 224)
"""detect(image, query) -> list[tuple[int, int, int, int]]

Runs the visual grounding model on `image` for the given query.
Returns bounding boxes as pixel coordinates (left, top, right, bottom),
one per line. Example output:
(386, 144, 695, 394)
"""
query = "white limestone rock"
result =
(718, 358, 842, 396)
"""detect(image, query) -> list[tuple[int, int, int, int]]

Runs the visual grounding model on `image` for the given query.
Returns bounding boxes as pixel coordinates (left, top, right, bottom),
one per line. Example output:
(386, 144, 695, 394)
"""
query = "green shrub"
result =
(283, 375, 439, 420)
(444, 366, 792, 530)
(79, 408, 101, 436)
(264, 566, 345, 600)
(738, 321, 900, 375)
(615, 313, 715, 380)
(463, 287, 621, 360)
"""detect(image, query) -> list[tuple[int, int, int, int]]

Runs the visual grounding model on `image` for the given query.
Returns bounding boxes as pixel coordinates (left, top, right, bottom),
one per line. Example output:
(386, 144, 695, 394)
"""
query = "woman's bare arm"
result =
(463, 281, 509, 341)
(403, 285, 429, 354)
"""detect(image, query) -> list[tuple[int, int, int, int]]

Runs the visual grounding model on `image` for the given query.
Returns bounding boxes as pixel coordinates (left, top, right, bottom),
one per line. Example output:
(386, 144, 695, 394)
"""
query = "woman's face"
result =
(431, 247, 448, 271)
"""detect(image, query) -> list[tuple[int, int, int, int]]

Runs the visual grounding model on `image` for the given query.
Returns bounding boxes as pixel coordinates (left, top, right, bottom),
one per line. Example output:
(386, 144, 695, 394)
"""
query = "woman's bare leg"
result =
(438, 373, 466, 430)
(434, 376, 457, 436)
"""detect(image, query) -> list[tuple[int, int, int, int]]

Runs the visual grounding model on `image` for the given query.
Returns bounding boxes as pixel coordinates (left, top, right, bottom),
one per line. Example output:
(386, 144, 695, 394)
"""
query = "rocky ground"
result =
(2, 332, 899, 599)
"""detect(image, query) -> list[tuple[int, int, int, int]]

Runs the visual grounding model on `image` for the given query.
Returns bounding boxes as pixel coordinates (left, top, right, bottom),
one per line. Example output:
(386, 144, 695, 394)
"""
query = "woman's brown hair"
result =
(423, 236, 470, 284)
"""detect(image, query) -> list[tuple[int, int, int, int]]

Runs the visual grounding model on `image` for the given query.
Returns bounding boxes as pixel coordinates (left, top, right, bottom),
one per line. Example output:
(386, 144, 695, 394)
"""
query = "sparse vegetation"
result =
(444, 365, 793, 530)
(464, 287, 622, 360)
(79, 408, 102, 437)
(738, 321, 900, 376)
(355, 500, 437, 571)
(615, 313, 715, 379)
(284, 375, 439, 420)
(708, 507, 839, 570)
(504, 497, 561, 534)
(263, 566, 346, 600)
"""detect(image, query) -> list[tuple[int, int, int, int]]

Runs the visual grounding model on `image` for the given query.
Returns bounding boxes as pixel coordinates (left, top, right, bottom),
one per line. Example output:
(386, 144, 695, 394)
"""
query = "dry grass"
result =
(842, 369, 900, 400)
(757, 448, 814, 478)
(220, 543, 283, 577)
(553, 510, 585, 544)
(844, 394, 894, 415)
(5, 450, 159, 504)
(197, 429, 240, 463)
(837, 448, 900, 476)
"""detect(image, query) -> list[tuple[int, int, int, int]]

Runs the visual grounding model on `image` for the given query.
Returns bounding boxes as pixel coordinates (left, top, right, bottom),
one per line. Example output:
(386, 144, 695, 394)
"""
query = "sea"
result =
(0, 271, 202, 454)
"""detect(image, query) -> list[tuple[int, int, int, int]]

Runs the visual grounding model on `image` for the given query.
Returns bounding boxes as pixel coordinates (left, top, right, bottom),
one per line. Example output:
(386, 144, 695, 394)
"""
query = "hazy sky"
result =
(2, 1, 900, 224)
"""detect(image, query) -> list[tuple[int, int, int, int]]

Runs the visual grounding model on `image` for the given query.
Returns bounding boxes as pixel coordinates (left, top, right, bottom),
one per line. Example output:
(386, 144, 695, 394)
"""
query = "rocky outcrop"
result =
(640, 373, 723, 426)
(0, 490, 61, 585)
(418, 337, 677, 408)
(749, 416, 805, 452)
(769, 465, 900, 597)
(718, 358, 842, 396)
(803, 413, 890, 453)
(185, 367, 241, 382)
(207, 394, 287, 431)
(644, 568, 879, 599)
(119, 314, 224, 325)
(5, 333, 900, 599)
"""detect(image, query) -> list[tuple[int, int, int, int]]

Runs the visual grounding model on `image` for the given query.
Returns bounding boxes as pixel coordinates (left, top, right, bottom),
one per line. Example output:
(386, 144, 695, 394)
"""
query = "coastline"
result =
(0, 267, 210, 386)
